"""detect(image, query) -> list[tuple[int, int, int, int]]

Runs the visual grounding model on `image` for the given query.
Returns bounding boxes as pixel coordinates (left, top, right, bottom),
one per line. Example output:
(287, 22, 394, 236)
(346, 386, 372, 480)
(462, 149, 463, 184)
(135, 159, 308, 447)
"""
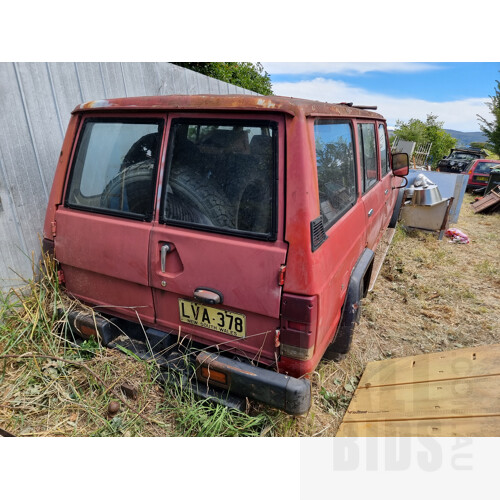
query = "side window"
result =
(379, 124, 390, 175)
(358, 123, 378, 192)
(66, 120, 162, 220)
(314, 120, 357, 230)
(161, 119, 277, 239)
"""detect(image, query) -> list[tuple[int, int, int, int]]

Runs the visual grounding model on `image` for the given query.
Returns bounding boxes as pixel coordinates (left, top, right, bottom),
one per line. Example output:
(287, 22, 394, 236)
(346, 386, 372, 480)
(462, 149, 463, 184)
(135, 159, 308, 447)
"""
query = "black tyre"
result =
(166, 168, 235, 229)
(100, 160, 155, 216)
(223, 160, 273, 234)
(234, 179, 272, 233)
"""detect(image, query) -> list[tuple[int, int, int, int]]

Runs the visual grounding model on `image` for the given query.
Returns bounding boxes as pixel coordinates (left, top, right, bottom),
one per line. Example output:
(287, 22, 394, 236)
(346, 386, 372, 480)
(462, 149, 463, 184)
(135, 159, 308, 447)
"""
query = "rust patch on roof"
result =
(256, 98, 277, 108)
(80, 99, 112, 109)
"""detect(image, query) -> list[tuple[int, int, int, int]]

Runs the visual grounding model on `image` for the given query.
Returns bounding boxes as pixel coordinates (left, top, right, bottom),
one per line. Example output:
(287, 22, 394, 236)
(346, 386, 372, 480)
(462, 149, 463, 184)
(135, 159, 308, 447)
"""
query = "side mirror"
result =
(392, 152, 409, 177)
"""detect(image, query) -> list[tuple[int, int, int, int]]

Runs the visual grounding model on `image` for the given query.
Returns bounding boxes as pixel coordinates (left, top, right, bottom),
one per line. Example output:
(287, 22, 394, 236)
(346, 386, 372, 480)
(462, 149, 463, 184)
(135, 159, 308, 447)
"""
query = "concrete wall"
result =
(0, 62, 255, 290)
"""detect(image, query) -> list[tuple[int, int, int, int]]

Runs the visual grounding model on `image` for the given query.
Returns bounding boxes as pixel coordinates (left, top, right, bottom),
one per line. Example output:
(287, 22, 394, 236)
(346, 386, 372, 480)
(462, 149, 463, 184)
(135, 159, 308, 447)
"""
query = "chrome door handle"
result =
(368, 209, 374, 217)
(160, 243, 172, 273)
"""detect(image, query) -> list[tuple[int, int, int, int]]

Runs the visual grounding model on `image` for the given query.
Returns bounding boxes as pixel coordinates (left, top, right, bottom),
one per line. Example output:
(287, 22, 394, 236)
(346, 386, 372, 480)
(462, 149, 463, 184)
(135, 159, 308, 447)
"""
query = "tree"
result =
(393, 114, 456, 168)
(393, 117, 427, 145)
(173, 62, 273, 95)
(477, 77, 500, 156)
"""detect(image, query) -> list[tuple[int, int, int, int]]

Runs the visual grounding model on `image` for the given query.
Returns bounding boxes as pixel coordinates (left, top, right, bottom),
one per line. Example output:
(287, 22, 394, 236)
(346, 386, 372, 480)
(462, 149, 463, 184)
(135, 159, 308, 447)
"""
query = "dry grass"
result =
(1, 193, 499, 437)
(0, 255, 276, 437)
(276, 193, 500, 436)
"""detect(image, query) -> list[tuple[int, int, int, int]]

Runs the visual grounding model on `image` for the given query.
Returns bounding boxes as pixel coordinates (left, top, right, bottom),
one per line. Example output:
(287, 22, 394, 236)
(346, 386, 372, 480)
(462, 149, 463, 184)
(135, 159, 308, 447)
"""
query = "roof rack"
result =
(339, 102, 378, 110)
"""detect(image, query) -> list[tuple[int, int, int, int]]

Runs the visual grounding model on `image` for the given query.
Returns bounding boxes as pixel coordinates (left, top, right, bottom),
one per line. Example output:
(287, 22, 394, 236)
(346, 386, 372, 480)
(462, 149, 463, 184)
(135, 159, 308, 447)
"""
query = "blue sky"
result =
(5, 3, 499, 134)
(262, 63, 500, 132)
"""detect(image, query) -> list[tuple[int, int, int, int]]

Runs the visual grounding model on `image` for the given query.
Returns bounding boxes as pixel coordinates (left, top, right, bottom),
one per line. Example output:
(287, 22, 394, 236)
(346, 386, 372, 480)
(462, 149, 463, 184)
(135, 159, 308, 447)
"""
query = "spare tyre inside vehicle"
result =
(165, 167, 235, 228)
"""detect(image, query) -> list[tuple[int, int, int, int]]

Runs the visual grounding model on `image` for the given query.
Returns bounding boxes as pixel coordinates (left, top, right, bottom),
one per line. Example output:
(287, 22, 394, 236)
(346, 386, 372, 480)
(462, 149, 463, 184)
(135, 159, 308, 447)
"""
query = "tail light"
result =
(279, 293, 318, 361)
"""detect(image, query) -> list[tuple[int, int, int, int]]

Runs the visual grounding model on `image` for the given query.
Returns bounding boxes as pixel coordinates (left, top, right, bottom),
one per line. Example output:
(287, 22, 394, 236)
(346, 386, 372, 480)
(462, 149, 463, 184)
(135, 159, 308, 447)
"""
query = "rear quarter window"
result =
(314, 120, 357, 230)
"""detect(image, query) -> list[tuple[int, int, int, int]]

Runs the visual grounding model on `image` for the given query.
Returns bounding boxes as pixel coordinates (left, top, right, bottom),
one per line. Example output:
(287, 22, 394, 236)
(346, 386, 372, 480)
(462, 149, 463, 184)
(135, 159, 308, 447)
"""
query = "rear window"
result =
(161, 119, 277, 240)
(475, 162, 499, 174)
(314, 120, 357, 230)
(66, 119, 163, 220)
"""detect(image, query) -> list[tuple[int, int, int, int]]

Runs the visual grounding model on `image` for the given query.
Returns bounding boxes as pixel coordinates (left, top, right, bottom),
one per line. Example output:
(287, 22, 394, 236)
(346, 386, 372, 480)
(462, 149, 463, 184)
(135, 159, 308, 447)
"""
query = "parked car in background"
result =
(466, 159, 500, 190)
(437, 147, 487, 173)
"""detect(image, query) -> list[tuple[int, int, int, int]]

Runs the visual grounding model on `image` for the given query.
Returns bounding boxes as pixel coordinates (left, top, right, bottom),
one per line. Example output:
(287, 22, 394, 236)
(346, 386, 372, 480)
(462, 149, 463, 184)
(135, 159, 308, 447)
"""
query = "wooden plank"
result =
(343, 374, 500, 422)
(358, 344, 500, 388)
(471, 187, 500, 213)
(337, 416, 500, 437)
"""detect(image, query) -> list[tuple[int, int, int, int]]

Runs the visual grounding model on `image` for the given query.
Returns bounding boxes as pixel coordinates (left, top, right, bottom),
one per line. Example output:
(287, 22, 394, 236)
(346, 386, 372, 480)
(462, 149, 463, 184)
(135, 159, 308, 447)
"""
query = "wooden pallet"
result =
(336, 344, 500, 436)
(471, 186, 500, 213)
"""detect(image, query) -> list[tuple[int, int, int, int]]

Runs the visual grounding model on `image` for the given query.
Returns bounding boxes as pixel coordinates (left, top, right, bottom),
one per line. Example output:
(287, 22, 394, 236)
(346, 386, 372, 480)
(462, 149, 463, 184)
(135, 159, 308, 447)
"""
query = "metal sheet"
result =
(406, 169, 467, 224)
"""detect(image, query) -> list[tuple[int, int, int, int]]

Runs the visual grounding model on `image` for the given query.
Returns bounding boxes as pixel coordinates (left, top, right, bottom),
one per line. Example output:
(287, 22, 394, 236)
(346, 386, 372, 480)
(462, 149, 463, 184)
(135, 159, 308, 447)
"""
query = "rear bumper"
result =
(63, 308, 311, 415)
(196, 351, 311, 415)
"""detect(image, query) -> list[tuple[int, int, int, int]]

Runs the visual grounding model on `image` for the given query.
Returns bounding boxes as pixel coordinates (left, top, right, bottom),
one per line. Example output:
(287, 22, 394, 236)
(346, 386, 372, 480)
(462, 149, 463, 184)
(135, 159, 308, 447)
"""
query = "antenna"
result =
(339, 102, 378, 110)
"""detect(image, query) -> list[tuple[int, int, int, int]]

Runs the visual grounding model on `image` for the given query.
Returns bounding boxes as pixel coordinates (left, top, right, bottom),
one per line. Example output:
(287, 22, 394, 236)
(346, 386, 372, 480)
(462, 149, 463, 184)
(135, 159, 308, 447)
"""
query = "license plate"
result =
(476, 176, 488, 182)
(178, 299, 246, 338)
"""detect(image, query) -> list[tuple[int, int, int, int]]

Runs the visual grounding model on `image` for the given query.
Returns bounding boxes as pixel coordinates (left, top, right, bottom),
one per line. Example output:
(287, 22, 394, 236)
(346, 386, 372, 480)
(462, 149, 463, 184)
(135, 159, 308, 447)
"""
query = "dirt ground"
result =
(293, 192, 500, 436)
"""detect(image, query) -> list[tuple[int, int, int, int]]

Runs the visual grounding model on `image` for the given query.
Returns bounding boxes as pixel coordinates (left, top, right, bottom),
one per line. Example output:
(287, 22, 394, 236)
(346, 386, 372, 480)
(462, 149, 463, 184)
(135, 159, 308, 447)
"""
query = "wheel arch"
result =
(322, 248, 375, 358)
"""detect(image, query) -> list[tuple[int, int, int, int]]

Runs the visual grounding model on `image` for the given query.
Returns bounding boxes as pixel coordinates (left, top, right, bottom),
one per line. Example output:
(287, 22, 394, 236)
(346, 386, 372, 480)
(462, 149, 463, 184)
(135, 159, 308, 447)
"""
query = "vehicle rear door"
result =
(55, 115, 164, 324)
(149, 114, 288, 364)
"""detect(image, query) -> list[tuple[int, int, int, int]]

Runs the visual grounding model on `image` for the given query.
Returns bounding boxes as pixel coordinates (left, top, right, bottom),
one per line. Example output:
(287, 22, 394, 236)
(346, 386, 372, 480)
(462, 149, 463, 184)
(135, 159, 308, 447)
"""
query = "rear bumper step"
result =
(60, 309, 311, 415)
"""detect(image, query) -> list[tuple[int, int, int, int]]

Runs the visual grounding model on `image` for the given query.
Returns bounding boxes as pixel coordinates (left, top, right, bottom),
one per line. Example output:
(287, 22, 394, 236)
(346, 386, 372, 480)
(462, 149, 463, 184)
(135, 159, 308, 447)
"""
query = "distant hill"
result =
(388, 128, 487, 147)
(445, 129, 487, 147)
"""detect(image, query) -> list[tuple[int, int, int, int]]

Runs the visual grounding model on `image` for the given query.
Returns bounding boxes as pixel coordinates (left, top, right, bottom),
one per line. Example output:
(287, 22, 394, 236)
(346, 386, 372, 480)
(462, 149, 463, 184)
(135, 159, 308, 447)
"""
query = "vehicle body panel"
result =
(55, 208, 155, 323)
(43, 95, 402, 390)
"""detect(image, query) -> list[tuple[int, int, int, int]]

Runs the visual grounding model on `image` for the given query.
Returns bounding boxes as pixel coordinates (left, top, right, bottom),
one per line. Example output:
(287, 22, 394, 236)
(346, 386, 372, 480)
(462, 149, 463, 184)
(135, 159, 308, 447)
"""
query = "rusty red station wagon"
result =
(43, 94, 409, 414)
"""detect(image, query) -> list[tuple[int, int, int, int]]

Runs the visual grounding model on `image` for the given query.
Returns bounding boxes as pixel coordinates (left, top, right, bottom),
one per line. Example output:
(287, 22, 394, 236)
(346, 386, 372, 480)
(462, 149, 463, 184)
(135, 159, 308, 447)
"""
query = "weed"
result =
(319, 387, 351, 414)
(170, 397, 274, 437)
(78, 338, 102, 360)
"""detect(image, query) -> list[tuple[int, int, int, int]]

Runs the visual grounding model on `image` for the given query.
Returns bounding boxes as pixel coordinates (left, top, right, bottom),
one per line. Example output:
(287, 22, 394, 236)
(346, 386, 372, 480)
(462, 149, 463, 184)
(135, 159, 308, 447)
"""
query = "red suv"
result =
(466, 159, 500, 190)
(43, 95, 408, 414)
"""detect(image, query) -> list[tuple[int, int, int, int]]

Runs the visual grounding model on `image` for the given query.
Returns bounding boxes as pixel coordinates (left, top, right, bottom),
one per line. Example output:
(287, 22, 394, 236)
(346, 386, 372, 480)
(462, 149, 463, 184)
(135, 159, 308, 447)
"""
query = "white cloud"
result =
(263, 62, 441, 76)
(272, 78, 492, 131)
